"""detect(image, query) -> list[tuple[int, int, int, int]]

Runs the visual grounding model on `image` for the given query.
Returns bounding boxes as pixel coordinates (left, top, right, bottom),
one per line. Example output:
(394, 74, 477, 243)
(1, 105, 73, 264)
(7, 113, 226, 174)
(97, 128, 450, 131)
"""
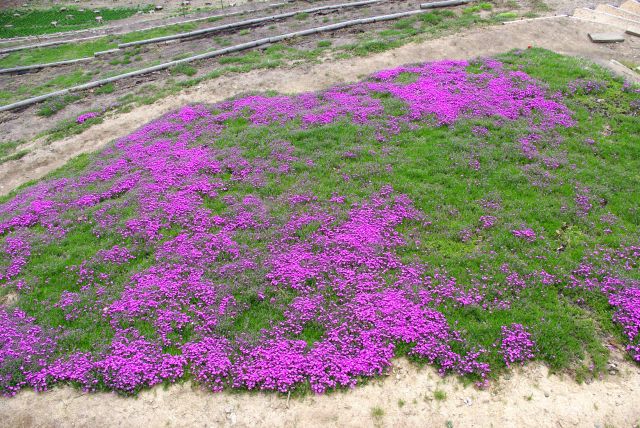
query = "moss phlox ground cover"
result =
(1, 57, 638, 396)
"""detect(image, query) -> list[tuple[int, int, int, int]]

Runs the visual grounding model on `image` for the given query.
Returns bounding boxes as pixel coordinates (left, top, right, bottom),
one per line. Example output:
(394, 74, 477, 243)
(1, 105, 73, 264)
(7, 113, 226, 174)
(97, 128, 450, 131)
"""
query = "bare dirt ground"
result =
(1, 15, 638, 195)
(1, 356, 638, 428)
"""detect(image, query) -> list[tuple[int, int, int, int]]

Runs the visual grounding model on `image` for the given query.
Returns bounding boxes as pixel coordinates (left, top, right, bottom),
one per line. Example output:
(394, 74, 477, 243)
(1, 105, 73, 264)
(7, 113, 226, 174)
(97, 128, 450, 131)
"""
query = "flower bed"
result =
(0, 54, 638, 396)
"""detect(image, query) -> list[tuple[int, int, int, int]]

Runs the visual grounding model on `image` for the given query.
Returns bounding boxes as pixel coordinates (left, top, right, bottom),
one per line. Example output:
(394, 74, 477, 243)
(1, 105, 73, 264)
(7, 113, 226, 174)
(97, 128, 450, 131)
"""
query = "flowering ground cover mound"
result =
(0, 49, 639, 396)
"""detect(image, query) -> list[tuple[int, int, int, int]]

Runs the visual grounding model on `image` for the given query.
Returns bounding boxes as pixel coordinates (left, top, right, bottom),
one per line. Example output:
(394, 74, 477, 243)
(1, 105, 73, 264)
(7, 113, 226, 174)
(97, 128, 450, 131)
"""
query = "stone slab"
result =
(588, 32, 625, 42)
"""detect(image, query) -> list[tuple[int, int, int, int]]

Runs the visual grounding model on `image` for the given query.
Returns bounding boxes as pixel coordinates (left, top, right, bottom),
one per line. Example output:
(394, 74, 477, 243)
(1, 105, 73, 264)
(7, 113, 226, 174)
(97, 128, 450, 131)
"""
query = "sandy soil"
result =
(0, 356, 638, 428)
(1, 16, 639, 195)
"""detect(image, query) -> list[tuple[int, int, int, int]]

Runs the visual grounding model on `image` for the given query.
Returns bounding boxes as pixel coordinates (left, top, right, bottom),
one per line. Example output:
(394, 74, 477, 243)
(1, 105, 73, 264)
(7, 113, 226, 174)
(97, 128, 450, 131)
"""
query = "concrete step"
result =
(620, 0, 640, 14)
(595, 4, 640, 23)
(573, 7, 640, 34)
(588, 32, 625, 42)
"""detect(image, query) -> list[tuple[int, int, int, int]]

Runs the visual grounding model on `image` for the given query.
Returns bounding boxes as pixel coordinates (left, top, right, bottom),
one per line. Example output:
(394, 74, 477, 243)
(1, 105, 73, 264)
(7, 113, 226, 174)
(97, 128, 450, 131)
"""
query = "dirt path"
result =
(1, 357, 638, 428)
(1, 16, 639, 196)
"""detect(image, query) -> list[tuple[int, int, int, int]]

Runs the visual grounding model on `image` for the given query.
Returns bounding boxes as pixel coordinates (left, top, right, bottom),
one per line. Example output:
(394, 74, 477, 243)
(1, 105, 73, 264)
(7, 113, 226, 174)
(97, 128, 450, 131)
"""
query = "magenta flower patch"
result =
(76, 112, 100, 124)
(500, 323, 535, 367)
(0, 58, 637, 396)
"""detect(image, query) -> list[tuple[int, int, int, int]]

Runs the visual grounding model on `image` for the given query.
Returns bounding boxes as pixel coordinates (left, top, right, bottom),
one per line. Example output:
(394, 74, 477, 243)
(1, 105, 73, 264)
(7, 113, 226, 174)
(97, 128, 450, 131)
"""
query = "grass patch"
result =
(0, 6, 149, 38)
(95, 83, 116, 95)
(37, 94, 83, 117)
(433, 390, 447, 401)
(0, 149, 28, 164)
(494, 12, 519, 21)
(0, 140, 24, 159)
(170, 63, 198, 77)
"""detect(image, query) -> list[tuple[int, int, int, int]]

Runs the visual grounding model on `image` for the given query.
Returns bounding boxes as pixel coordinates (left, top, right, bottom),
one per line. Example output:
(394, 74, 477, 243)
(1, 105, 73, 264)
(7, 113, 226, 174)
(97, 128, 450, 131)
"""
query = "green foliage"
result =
(170, 63, 198, 77)
(0, 149, 28, 164)
(117, 22, 199, 44)
(463, 2, 493, 13)
(434, 390, 447, 400)
(0, 22, 200, 69)
(45, 113, 104, 142)
(494, 12, 518, 21)
(0, 6, 149, 38)
(95, 83, 115, 95)
(0, 140, 24, 159)
(0, 39, 113, 68)
(37, 94, 83, 117)
(371, 406, 385, 419)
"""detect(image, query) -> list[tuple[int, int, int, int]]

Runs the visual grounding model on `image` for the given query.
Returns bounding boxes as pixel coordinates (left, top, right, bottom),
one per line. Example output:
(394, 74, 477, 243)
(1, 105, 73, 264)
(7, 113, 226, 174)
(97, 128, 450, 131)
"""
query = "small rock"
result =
(463, 397, 472, 406)
(224, 407, 237, 426)
(544, 392, 550, 397)
(1, 292, 18, 306)
(155, 5, 164, 10)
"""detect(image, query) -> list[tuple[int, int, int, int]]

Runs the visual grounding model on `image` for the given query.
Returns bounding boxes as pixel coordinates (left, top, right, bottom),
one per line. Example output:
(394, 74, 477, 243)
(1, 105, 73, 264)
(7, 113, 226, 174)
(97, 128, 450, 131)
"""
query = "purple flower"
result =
(76, 112, 100, 124)
(512, 228, 536, 242)
(500, 323, 535, 367)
